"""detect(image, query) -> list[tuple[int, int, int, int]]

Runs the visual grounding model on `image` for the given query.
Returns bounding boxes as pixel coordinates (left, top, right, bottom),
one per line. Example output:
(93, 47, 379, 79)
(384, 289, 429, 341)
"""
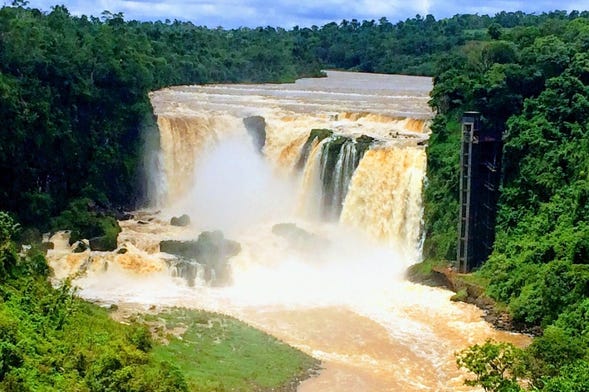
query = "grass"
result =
(459, 271, 490, 287)
(406, 258, 451, 285)
(142, 308, 318, 392)
(450, 288, 468, 302)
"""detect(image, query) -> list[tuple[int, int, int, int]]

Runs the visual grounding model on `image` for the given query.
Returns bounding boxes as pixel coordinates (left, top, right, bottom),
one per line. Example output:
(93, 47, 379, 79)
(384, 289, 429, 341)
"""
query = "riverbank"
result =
(110, 304, 320, 392)
(407, 261, 542, 336)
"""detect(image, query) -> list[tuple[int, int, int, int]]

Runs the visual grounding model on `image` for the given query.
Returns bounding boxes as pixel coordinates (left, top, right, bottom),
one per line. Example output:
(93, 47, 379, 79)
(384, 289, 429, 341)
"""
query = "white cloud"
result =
(23, 0, 587, 28)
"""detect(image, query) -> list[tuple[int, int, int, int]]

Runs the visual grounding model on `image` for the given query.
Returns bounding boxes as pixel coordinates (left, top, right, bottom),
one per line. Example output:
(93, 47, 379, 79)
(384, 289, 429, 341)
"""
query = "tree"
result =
(0, 212, 18, 247)
(488, 23, 502, 40)
(456, 340, 524, 392)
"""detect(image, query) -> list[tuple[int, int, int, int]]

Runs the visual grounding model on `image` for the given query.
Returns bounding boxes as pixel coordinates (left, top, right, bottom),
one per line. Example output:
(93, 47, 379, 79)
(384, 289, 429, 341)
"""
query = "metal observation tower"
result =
(457, 112, 503, 273)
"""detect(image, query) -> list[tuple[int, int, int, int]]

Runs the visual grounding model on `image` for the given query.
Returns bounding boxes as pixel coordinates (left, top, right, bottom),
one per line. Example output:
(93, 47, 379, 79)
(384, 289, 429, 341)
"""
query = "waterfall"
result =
(145, 72, 433, 254)
(330, 140, 357, 220)
(294, 129, 426, 256)
(151, 111, 427, 254)
(154, 114, 244, 206)
(315, 135, 369, 220)
(341, 146, 427, 259)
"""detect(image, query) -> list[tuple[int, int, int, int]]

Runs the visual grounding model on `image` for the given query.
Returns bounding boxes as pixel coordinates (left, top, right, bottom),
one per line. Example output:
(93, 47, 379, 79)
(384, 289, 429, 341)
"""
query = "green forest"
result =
(1, 2, 589, 390)
(424, 10, 589, 392)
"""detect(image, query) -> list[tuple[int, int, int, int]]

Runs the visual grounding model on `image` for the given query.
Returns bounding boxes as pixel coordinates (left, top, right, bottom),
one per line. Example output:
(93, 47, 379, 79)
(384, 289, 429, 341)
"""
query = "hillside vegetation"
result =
(426, 12, 589, 392)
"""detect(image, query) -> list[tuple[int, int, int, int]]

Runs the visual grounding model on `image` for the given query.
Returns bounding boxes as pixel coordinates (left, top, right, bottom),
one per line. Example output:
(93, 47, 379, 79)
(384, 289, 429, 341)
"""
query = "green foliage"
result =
(426, 11, 589, 390)
(0, 212, 19, 278)
(0, 213, 315, 390)
(488, 23, 503, 40)
(0, 212, 19, 247)
(51, 198, 121, 249)
(149, 308, 318, 391)
(0, 273, 189, 391)
(0, 212, 185, 390)
(1, 4, 588, 389)
(456, 340, 524, 392)
(521, 299, 589, 388)
(525, 325, 587, 388)
(422, 115, 461, 261)
(0, 4, 323, 228)
(450, 288, 468, 302)
(542, 361, 589, 392)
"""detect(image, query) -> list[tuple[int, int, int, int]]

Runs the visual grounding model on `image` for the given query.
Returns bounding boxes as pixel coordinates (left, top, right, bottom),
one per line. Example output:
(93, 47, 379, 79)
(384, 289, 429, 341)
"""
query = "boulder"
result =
(41, 242, 55, 252)
(167, 258, 199, 287)
(116, 211, 134, 221)
(89, 235, 117, 252)
(160, 231, 241, 286)
(72, 240, 89, 253)
(170, 214, 191, 227)
(160, 240, 199, 259)
(272, 223, 324, 251)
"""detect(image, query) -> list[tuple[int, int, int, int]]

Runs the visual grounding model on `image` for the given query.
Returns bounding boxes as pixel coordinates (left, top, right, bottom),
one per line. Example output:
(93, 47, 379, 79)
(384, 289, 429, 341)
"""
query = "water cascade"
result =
(47, 71, 528, 391)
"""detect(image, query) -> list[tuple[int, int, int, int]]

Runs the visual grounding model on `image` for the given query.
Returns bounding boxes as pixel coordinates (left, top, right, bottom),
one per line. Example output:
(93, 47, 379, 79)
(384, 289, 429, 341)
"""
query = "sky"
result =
(16, 0, 589, 28)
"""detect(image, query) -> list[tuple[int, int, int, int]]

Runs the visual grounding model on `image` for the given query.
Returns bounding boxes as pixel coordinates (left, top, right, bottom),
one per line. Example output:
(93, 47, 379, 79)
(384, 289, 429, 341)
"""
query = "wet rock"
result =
(72, 240, 90, 253)
(89, 235, 118, 252)
(243, 116, 266, 152)
(160, 231, 241, 286)
(272, 223, 324, 251)
(167, 258, 199, 287)
(160, 240, 198, 259)
(117, 247, 128, 254)
(170, 214, 191, 227)
(41, 241, 55, 252)
(296, 128, 333, 170)
(413, 265, 544, 336)
(116, 212, 134, 221)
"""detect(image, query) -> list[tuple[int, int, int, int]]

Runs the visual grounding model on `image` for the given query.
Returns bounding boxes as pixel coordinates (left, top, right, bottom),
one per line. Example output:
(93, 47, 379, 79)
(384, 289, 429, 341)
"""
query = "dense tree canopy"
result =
(426, 10, 589, 391)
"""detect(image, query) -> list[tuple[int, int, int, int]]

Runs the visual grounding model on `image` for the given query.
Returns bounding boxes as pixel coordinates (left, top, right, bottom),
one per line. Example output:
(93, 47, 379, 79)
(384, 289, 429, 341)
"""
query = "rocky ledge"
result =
(408, 264, 542, 336)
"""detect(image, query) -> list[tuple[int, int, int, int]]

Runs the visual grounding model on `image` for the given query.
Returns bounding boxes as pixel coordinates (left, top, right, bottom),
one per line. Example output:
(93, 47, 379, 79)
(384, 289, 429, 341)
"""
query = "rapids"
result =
(47, 71, 528, 391)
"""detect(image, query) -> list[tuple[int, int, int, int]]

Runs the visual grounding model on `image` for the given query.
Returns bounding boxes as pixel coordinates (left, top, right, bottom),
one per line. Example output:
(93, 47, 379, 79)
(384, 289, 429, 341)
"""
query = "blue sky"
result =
(16, 0, 589, 28)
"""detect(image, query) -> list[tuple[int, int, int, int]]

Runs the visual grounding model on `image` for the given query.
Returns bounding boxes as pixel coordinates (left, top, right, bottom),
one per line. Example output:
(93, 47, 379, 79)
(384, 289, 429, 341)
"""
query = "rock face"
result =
(170, 214, 191, 227)
(295, 130, 375, 219)
(160, 231, 241, 286)
(166, 258, 199, 287)
(243, 116, 266, 152)
(41, 242, 55, 252)
(412, 266, 543, 336)
(295, 128, 333, 170)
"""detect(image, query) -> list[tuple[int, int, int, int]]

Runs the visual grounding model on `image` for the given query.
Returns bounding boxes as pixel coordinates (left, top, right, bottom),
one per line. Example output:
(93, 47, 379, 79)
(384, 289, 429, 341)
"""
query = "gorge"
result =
(47, 71, 528, 391)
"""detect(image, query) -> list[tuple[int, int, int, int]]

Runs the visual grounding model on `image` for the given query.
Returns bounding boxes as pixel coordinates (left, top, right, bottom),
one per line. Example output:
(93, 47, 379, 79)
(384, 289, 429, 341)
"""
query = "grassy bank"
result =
(133, 308, 319, 392)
